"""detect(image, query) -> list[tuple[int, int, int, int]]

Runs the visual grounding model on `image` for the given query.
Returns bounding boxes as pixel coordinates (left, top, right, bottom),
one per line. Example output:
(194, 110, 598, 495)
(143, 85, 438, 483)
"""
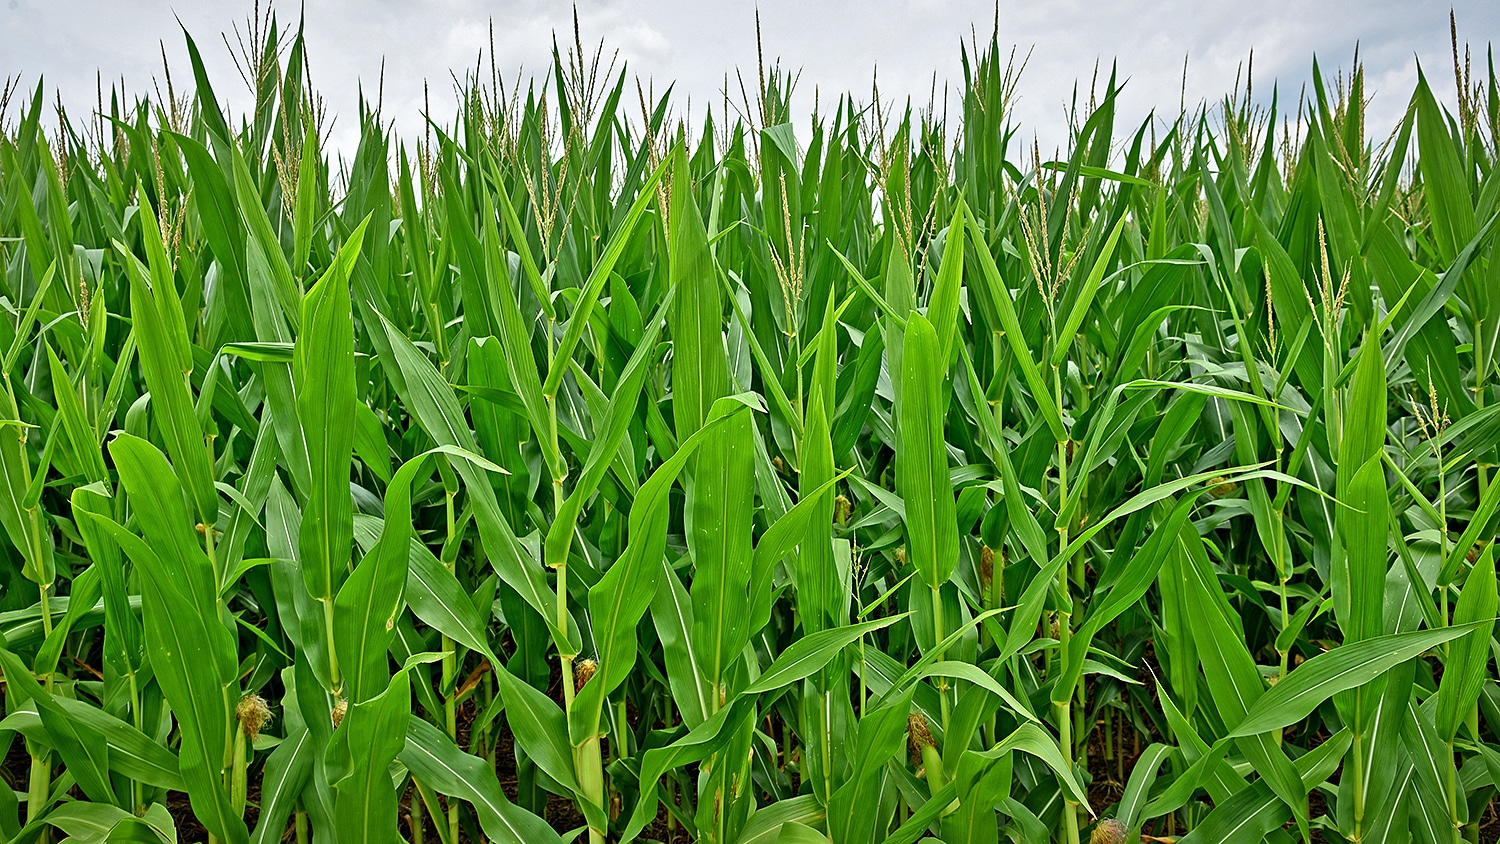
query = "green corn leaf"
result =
(651, 558, 716, 729)
(582, 395, 758, 724)
(775, 822, 828, 844)
(0, 394, 52, 588)
(887, 723, 1090, 844)
(249, 726, 311, 844)
(1441, 472, 1500, 585)
(67, 488, 138, 676)
(1230, 622, 1482, 737)
(1174, 729, 1352, 844)
(334, 446, 428, 703)
(1, 694, 183, 792)
(331, 671, 411, 842)
(491, 662, 591, 822)
(544, 285, 676, 571)
(1051, 214, 1127, 367)
(116, 242, 218, 530)
(668, 146, 730, 441)
(1413, 72, 1477, 264)
(170, 132, 254, 342)
(928, 201, 967, 363)
(476, 189, 562, 480)
(970, 232, 1066, 441)
(80, 511, 245, 843)
(1434, 550, 1498, 740)
(0, 647, 116, 805)
(1173, 520, 1312, 835)
(1117, 743, 1174, 832)
(354, 514, 493, 661)
(180, 28, 231, 141)
(826, 687, 913, 844)
(372, 311, 572, 652)
(1334, 455, 1389, 645)
(622, 699, 757, 842)
(107, 434, 235, 679)
(297, 218, 368, 607)
(293, 121, 319, 276)
(45, 345, 106, 482)
(400, 718, 565, 844)
(920, 661, 1037, 723)
(747, 467, 856, 636)
(38, 801, 173, 843)
(231, 146, 302, 325)
(737, 795, 826, 844)
(899, 312, 958, 589)
(744, 614, 908, 695)
(1053, 494, 1198, 705)
(689, 403, 756, 689)
(541, 152, 671, 398)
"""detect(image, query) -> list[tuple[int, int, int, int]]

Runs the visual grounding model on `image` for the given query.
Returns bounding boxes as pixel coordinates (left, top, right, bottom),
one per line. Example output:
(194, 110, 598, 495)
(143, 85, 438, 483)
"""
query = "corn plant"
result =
(0, 9, 1498, 844)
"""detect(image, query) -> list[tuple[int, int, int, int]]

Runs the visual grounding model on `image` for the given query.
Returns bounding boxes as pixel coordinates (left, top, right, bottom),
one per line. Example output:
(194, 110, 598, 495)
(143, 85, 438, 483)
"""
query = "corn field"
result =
(0, 11, 1498, 844)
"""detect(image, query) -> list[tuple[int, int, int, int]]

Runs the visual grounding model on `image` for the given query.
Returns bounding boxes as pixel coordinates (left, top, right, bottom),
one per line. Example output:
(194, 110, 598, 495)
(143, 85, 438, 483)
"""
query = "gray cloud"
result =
(3, 0, 1495, 159)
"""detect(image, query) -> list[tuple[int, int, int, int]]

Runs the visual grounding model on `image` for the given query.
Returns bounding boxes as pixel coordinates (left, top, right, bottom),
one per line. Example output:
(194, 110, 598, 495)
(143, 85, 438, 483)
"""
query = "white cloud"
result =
(2, 0, 1494, 161)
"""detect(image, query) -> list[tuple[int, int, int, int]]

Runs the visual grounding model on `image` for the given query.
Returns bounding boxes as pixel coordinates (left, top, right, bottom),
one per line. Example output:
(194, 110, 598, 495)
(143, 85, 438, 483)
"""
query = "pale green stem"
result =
(443, 488, 460, 843)
(231, 721, 248, 817)
(37, 582, 52, 639)
(1057, 698, 1079, 844)
(1436, 449, 1453, 670)
(129, 671, 143, 811)
(920, 743, 946, 802)
(1447, 741, 1462, 844)
(1054, 365, 1080, 844)
(1352, 720, 1365, 838)
(322, 599, 340, 686)
(26, 753, 50, 823)
(1476, 322, 1488, 500)
(822, 690, 835, 807)
(209, 527, 237, 799)
(577, 734, 606, 844)
(859, 638, 868, 716)
(932, 585, 950, 734)
(443, 631, 458, 842)
(546, 315, 603, 844)
(616, 700, 630, 759)
(1275, 509, 1291, 747)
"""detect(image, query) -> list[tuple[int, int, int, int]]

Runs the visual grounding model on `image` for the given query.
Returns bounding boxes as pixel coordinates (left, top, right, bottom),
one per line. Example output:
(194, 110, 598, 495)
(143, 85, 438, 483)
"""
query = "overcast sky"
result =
(3, 0, 1496, 161)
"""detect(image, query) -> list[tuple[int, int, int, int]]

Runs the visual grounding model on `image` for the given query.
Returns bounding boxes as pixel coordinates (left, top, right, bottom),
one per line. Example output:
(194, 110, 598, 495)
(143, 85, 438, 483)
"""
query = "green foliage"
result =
(0, 13, 1497, 844)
